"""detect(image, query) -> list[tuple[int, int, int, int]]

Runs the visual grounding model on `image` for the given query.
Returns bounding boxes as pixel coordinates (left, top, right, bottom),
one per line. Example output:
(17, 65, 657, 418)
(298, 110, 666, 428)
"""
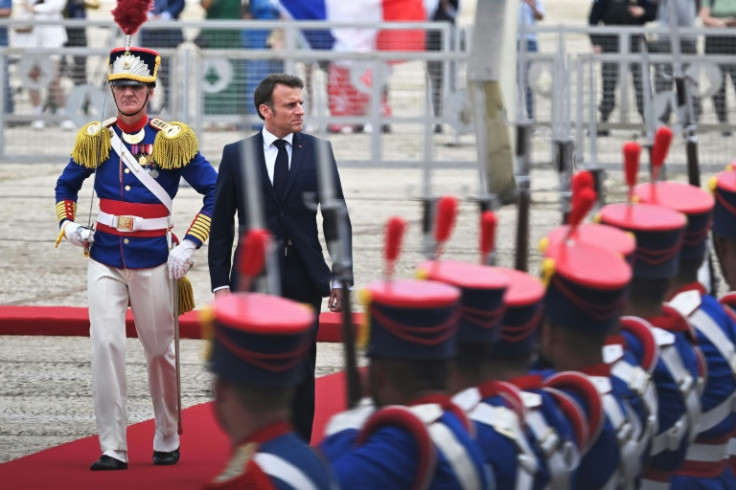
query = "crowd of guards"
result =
(205, 133, 736, 489)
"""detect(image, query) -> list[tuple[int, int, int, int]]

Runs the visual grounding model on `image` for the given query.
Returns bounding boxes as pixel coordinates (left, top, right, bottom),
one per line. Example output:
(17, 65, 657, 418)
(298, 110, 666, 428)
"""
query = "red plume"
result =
(567, 187, 597, 233)
(651, 126, 673, 181)
(384, 217, 407, 279)
(434, 196, 458, 259)
(112, 0, 153, 36)
(623, 141, 641, 202)
(238, 228, 269, 283)
(572, 171, 594, 198)
(480, 211, 497, 264)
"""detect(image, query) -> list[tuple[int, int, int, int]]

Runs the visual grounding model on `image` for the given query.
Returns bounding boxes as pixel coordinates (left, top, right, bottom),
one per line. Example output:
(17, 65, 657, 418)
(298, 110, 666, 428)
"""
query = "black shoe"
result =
(90, 455, 128, 471)
(153, 448, 180, 466)
(433, 124, 443, 134)
(722, 130, 732, 137)
(596, 128, 610, 137)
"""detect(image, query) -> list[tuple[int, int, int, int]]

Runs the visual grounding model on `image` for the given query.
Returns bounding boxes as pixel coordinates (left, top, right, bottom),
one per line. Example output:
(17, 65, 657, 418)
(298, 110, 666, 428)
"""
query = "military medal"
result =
(138, 155, 147, 166)
(122, 127, 145, 144)
(149, 167, 159, 178)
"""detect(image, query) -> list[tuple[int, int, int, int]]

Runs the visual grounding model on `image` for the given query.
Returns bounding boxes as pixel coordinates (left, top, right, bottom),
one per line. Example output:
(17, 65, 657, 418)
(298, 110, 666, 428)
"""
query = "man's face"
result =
(111, 83, 151, 115)
(262, 84, 304, 138)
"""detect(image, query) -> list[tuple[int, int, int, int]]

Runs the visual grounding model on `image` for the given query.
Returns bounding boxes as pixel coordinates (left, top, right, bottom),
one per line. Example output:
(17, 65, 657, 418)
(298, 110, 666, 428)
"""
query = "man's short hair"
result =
(227, 379, 294, 413)
(253, 73, 304, 120)
(628, 276, 671, 309)
(373, 357, 449, 395)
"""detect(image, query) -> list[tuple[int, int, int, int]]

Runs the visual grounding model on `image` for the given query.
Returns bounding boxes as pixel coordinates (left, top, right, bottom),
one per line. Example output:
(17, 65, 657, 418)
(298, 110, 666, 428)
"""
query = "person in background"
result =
(518, 0, 544, 120)
(650, 0, 702, 124)
(15, 0, 73, 130)
(588, 0, 658, 136)
(701, 0, 736, 136)
(141, 0, 185, 113)
(0, 0, 12, 115)
(63, 0, 97, 88)
(426, 0, 459, 133)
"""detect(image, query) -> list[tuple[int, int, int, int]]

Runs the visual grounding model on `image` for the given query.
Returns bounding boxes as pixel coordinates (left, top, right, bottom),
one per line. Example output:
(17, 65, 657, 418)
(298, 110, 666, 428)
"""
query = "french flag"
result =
(275, 0, 427, 51)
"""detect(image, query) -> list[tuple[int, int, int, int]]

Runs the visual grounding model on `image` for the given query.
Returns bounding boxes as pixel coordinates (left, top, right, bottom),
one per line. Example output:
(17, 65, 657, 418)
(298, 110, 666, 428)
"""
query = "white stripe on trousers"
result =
(88, 259, 180, 454)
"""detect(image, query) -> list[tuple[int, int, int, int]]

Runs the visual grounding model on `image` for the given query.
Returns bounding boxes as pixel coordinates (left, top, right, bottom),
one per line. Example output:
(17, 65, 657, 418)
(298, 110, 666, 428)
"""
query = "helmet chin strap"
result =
(111, 86, 153, 118)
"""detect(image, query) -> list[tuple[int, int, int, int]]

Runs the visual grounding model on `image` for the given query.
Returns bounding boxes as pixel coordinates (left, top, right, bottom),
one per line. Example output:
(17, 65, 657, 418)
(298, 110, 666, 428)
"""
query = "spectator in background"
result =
(142, 0, 185, 113)
(701, 0, 736, 136)
(242, 0, 284, 129)
(0, 0, 12, 115)
(14, 0, 73, 130)
(426, 0, 459, 133)
(588, 0, 657, 136)
(63, 0, 96, 88)
(518, 0, 544, 120)
(650, 0, 701, 125)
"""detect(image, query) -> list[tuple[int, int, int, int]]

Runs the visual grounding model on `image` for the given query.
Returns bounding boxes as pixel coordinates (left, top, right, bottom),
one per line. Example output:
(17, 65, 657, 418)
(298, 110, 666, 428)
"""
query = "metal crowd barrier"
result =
(0, 19, 734, 175)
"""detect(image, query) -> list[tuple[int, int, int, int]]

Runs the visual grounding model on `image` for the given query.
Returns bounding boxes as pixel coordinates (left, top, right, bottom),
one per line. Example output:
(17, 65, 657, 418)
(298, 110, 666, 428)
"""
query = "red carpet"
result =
(0, 371, 347, 488)
(0, 306, 362, 343)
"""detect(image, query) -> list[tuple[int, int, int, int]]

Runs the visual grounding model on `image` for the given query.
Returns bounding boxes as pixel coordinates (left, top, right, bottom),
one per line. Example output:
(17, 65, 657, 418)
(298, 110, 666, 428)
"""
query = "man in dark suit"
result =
(208, 73, 353, 442)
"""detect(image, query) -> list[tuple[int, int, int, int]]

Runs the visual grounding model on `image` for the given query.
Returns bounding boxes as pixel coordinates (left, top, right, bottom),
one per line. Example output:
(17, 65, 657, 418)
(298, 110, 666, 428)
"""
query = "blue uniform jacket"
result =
(206, 421, 336, 489)
(321, 398, 492, 489)
(55, 118, 217, 269)
(511, 374, 580, 490)
(669, 286, 736, 488)
(538, 366, 629, 490)
(642, 307, 704, 479)
(453, 381, 537, 490)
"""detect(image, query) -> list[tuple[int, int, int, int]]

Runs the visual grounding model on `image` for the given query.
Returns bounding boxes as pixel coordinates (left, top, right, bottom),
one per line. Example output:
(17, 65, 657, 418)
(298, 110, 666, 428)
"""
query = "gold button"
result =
(125, 185, 130, 191)
(124, 168, 130, 174)
(123, 238, 129, 244)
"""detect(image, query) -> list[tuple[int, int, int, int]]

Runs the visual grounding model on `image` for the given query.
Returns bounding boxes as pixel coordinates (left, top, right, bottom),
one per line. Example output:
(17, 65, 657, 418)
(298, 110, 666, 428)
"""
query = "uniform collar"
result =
(508, 374, 543, 390)
(117, 115, 149, 134)
(668, 281, 707, 300)
(579, 363, 611, 377)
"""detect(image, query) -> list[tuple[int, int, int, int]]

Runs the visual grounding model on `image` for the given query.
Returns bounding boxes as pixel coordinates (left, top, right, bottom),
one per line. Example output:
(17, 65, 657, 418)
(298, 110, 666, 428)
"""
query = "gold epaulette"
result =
(70, 117, 117, 169)
(150, 118, 198, 170)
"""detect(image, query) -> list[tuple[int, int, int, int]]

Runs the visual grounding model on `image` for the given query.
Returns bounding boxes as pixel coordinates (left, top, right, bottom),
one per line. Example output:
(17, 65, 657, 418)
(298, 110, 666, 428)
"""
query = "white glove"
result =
(63, 221, 95, 248)
(168, 239, 197, 279)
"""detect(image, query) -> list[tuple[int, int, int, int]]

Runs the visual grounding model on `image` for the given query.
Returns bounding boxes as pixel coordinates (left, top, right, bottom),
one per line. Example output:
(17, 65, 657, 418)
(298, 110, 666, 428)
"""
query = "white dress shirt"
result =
(262, 128, 294, 184)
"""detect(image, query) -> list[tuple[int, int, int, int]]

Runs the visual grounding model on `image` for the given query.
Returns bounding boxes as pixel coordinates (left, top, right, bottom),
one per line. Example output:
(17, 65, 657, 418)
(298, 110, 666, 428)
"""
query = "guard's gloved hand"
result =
(62, 221, 95, 248)
(168, 239, 197, 279)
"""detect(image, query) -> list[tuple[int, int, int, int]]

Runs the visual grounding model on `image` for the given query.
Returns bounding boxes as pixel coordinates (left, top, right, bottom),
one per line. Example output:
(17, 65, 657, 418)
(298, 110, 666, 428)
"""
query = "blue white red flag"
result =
(274, 0, 427, 51)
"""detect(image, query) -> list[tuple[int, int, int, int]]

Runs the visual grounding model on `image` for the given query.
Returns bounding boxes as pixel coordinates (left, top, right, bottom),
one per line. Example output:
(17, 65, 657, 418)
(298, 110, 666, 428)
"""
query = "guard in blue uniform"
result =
(543, 221, 659, 485)
(641, 178, 736, 487)
(201, 292, 337, 489)
(54, 46, 217, 470)
(598, 200, 705, 487)
(416, 259, 539, 489)
(538, 234, 638, 489)
(320, 278, 491, 489)
(491, 268, 584, 490)
(711, 168, 736, 477)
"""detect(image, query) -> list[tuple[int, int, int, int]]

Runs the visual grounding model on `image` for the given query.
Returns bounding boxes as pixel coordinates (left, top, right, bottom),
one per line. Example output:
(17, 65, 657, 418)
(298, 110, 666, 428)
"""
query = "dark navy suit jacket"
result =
(208, 131, 352, 298)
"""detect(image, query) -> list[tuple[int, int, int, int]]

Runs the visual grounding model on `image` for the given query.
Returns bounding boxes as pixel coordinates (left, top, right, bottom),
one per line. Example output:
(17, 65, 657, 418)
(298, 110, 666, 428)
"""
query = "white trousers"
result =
(87, 259, 180, 458)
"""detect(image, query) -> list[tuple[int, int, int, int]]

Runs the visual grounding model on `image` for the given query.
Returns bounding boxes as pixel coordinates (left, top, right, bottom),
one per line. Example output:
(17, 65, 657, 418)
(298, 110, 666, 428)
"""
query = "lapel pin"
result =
(298, 145, 302, 149)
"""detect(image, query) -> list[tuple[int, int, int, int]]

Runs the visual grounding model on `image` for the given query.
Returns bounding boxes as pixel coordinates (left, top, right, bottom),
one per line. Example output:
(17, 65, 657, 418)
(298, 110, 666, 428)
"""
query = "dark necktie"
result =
(273, 139, 289, 200)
